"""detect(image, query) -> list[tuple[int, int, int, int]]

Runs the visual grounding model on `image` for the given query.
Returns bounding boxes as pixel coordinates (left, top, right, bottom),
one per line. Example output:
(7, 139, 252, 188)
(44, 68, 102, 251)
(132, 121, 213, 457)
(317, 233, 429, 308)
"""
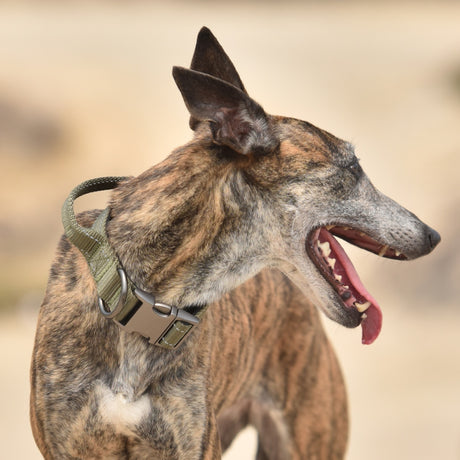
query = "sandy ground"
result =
(0, 1, 459, 458)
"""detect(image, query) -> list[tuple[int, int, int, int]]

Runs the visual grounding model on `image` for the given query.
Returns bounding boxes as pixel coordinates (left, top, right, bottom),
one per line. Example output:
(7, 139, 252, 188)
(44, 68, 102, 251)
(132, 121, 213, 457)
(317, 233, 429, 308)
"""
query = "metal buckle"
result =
(98, 269, 199, 347)
(120, 288, 199, 347)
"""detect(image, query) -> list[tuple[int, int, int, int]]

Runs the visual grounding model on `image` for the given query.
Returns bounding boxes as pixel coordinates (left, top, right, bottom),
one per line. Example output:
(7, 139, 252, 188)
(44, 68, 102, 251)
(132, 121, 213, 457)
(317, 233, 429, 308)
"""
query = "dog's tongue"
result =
(320, 228, 383, 345)
(360, 299, 382, 345)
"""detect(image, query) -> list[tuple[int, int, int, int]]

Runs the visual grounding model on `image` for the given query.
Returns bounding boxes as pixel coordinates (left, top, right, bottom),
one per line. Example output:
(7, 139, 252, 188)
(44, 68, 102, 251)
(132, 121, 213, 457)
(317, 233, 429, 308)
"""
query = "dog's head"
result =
(171, 28, 440, 344)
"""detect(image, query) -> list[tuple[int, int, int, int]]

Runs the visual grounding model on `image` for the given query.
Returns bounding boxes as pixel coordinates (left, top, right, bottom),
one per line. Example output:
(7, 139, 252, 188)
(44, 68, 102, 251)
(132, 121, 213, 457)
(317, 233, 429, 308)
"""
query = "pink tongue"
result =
(320, 228, 382, 345)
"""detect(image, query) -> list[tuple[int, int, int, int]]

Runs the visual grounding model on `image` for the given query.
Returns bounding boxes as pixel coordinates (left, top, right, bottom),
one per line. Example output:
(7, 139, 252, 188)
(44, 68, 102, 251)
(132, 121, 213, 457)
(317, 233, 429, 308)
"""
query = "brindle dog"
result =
(30, 27, 440, 459)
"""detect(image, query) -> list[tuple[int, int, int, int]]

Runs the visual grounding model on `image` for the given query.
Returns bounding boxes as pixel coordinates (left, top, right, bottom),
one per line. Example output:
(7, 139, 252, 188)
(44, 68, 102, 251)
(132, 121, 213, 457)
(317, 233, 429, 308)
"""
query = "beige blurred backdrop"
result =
(0, 1, 459, 459)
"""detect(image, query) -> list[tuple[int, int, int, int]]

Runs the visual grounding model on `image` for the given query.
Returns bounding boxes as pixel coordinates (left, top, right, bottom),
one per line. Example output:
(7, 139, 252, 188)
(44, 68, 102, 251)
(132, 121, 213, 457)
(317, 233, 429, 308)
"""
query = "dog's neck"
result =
(107, 138, 277, 309)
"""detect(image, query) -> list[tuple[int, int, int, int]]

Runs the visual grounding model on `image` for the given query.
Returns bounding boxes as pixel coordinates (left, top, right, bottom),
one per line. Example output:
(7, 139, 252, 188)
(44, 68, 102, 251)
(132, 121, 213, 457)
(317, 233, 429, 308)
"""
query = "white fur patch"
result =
(97, 384, 150, 435)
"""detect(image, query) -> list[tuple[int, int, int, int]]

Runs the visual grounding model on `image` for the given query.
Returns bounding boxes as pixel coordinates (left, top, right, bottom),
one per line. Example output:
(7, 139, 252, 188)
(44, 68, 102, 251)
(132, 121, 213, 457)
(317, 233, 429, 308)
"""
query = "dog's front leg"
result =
(252, 317, 348, 460)
(200, 414, 223, 460)
(144, 384, 223, 460)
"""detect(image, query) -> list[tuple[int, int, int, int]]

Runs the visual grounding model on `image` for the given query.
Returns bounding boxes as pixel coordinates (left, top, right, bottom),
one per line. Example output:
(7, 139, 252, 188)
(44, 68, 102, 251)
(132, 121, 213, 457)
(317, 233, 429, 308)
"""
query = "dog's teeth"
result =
(378, 245, 389, 257)
(355, 301, 371, 312)
(361, 313, 368, 320)
(327, 257, 336, 270)
(326, 225, 334, 230)
(395, 250, 401, 257)
(334, 274, 342, 282)
(318, 241, 331, 257)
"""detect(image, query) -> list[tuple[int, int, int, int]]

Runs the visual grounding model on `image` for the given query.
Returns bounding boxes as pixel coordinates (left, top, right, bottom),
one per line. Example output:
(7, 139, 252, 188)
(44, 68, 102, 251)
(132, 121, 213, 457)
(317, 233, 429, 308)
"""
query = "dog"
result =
(30, 27, 440, 459)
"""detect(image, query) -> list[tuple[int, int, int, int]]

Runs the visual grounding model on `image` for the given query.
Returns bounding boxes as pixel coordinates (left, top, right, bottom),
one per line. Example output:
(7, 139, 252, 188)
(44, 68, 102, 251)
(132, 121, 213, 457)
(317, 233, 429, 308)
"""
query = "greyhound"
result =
(30, 27, 440, 459)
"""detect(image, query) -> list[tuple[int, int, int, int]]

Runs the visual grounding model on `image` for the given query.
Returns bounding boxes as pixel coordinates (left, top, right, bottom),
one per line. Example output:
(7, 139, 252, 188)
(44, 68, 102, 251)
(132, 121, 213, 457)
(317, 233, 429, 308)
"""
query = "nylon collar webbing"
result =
(61, 176, 206, 349)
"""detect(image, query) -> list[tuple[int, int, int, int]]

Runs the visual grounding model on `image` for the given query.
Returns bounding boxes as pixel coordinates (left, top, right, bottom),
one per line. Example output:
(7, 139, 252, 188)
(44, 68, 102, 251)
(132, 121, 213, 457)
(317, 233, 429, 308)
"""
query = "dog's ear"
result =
(173, 66, 278, 156)
(191, 27, 246, 93)
(189, 27, 247, 131)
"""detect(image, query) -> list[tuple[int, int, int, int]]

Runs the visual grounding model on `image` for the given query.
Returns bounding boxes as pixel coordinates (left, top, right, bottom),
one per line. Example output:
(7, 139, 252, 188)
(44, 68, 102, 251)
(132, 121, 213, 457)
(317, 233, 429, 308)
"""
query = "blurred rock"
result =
(0, 96, 65, 158)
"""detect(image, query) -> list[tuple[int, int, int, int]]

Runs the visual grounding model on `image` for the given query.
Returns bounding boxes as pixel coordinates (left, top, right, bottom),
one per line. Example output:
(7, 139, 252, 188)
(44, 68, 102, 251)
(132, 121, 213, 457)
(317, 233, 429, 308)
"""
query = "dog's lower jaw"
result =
(279, 260, 360, 328)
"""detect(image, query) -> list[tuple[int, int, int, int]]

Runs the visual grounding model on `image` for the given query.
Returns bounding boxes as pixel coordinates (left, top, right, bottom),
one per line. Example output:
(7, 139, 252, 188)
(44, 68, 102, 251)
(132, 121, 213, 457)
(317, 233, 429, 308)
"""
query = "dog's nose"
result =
(427, 226, 441, 251)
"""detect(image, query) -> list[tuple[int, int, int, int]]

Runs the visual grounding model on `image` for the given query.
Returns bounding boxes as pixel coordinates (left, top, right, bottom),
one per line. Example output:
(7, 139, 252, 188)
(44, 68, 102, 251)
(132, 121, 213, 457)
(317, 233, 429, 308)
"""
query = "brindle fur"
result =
(30, 28, 439, 459)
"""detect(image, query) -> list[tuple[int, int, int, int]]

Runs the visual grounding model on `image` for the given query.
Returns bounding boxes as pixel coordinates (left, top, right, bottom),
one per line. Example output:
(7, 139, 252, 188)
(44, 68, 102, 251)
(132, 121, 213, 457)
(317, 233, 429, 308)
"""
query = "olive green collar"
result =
(61, 176, 206, 349)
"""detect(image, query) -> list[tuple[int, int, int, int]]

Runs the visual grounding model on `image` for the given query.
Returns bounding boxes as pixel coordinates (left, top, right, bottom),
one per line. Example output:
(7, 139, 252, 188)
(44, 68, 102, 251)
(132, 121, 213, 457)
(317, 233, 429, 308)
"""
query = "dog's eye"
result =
(348, 161, 362, 179)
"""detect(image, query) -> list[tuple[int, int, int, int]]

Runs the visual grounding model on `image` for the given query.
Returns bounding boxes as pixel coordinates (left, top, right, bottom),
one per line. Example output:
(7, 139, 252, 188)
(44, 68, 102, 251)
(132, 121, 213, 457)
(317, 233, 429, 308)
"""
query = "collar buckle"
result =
(98, 268, 199, 348)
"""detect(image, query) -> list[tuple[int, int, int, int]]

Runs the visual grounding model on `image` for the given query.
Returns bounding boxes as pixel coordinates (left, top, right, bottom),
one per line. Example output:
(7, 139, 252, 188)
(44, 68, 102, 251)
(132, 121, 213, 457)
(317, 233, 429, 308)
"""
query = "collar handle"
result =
(61, 177, 138, 321)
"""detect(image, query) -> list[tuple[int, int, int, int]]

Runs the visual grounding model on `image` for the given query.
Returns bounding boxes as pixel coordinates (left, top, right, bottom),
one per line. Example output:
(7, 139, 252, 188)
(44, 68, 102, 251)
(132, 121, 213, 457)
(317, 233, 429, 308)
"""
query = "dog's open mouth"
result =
(306, 226, 407, 345)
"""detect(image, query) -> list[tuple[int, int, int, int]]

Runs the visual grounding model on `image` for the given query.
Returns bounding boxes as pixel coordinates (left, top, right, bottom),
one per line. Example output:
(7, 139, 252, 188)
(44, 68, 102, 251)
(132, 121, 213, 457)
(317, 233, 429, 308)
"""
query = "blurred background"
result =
(0, 1, 459, 458)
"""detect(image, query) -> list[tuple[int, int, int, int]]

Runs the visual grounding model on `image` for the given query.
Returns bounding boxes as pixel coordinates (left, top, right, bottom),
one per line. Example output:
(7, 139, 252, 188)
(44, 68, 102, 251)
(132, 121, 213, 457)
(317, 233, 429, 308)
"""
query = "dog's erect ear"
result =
(189, 27, 247, 131)
(173, 66, 278, 156)
(191, 27, 246, 93)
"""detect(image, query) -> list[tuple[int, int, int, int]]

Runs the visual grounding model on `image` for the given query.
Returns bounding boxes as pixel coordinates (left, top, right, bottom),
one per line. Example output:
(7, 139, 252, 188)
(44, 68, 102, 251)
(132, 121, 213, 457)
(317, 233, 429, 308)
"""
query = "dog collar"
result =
(61, 176, 206, 349)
